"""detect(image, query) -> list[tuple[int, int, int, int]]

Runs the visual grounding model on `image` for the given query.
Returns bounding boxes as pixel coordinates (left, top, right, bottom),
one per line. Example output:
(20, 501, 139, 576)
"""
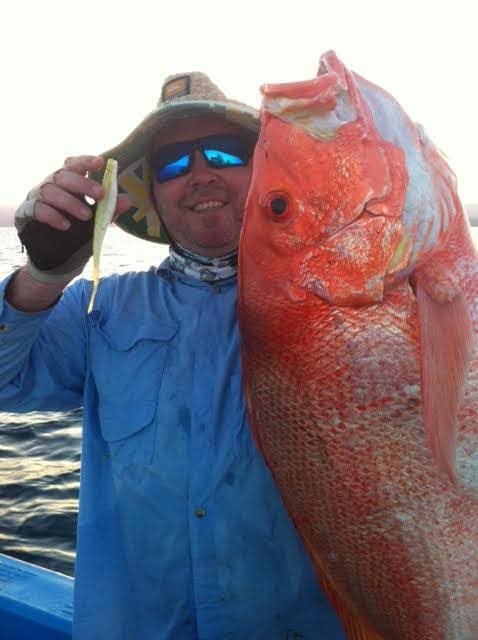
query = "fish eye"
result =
(263, 192, 292, 221)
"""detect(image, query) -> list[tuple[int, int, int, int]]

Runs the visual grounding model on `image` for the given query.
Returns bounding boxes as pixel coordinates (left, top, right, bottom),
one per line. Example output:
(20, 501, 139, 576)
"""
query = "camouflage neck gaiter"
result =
(169, 244, 238, 282)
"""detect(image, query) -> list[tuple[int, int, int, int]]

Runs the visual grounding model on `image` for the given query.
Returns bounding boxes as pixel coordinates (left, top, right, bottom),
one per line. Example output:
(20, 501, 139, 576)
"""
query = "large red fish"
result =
(238, 51, 477, 640)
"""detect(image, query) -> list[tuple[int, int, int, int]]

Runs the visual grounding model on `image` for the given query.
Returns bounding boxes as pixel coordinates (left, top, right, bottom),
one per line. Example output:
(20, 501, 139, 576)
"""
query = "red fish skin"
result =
(238, 56, 478, 640)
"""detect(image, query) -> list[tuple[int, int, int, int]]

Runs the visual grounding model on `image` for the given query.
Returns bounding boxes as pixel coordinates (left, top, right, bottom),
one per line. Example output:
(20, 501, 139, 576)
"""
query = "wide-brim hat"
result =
(91, 72, 260, 244)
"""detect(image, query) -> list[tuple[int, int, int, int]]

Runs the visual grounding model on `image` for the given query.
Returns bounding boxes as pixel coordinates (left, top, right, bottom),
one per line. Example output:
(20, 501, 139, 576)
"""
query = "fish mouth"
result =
(322, 209, 367, 243)
(302, 207, 368, 249)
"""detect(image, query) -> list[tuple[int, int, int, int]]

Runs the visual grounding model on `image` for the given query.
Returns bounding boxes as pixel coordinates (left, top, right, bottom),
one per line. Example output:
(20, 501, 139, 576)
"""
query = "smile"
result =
(191, 200, 227, 212)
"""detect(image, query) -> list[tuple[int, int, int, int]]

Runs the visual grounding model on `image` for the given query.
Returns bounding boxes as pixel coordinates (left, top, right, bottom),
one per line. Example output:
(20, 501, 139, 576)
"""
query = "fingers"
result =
(64, 155, 104, 174)
(29, 155, 133, 232)
(114, 194, 133, 218)
(34, 200, 74, 231)
(32, 155, 105, 230)
(54, 169, 104, 200)
(41, 182, 92, 221)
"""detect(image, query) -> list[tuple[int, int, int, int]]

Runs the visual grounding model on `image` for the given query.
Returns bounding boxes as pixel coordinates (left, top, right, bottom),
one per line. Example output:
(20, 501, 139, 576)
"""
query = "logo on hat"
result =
(161, 76, 191, 103)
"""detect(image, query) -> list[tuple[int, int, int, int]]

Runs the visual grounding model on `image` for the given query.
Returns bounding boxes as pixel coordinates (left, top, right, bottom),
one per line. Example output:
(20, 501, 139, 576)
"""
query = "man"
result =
(0, 73, 345, 639)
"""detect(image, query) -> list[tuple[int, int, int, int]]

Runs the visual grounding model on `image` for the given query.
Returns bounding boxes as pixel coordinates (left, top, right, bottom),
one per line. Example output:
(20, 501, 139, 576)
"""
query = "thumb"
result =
(113, 194, 133, 219)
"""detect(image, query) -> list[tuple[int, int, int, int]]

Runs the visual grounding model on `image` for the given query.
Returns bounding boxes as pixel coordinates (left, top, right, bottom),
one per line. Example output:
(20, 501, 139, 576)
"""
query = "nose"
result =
(188, 150, 218, 187)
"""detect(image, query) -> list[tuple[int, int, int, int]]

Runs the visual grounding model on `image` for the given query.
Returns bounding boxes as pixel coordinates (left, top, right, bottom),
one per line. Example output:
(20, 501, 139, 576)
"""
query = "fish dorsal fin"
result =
(414, 262, 473, 484)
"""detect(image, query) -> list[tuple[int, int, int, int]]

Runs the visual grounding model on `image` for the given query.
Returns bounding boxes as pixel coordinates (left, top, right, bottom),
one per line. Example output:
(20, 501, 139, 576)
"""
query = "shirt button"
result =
(0, 323, 10, 333)
(212, 285, 221, 294)
(194, 507, 207, 519)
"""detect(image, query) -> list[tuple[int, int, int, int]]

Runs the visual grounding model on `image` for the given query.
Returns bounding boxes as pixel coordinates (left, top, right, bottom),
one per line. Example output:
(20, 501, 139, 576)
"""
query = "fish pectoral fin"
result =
(414, 264, 473, 484)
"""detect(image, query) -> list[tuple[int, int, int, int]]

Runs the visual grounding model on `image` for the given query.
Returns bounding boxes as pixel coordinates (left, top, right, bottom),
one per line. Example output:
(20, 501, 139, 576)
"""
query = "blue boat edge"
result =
(0, 552, 73, 639)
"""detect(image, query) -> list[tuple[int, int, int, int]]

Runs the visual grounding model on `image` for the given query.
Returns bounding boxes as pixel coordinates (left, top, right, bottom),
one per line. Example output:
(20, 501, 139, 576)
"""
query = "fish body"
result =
(238, 52, 478, 639)
(87, 158, 118, 314)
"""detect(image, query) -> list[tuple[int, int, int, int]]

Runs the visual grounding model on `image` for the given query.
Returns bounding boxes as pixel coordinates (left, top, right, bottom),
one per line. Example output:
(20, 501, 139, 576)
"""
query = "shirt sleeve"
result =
(0, 273, 88, 413)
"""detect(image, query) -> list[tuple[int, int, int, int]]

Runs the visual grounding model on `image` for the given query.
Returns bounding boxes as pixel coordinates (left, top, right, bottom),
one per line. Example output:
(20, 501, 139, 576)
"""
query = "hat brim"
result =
(91, 99, 260, 244)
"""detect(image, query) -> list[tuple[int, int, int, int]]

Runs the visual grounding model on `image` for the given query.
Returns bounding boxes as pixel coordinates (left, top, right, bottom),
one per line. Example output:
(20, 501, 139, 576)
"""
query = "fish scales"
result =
(238, 51, 477, 640)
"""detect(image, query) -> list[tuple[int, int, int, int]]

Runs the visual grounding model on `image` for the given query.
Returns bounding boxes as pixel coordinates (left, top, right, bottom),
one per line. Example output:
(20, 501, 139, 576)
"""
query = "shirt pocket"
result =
(89, 318, 178, 466)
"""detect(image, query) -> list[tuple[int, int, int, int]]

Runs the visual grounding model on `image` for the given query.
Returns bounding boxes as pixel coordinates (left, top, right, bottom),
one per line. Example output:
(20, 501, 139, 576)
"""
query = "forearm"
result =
(5, 267, 73, 312)
(0, 275, 86, 412)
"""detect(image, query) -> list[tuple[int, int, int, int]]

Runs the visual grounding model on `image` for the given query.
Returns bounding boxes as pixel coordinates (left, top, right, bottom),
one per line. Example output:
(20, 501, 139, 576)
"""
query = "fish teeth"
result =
(193, 200, 225, 211)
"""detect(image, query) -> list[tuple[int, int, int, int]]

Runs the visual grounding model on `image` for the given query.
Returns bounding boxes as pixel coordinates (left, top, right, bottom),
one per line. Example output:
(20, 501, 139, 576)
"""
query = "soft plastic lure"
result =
(87, 158, 118, 313)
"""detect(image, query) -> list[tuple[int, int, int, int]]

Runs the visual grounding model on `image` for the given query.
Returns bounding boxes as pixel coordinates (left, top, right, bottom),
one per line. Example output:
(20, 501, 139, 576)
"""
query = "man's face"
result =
(150, 116, 254, 257)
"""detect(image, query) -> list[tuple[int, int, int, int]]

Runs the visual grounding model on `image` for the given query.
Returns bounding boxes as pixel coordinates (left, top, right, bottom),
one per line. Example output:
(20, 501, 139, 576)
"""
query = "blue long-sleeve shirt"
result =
(0, 262, 345, 640)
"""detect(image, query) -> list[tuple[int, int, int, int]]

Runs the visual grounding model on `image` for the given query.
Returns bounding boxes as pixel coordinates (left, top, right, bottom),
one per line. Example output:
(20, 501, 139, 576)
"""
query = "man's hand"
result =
(15, 155, 131, 284)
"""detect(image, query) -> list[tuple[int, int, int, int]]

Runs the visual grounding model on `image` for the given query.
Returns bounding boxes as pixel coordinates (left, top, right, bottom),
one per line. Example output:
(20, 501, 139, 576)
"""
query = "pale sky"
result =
(1, 0, 477, 213)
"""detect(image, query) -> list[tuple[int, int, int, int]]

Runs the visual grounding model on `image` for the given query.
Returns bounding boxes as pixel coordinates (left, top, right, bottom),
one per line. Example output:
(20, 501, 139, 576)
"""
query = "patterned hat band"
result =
(90, 72, 260, 245)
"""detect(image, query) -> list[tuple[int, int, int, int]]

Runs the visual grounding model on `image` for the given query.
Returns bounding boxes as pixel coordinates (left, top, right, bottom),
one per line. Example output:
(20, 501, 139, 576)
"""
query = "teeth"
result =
(193, 200, 226, 211)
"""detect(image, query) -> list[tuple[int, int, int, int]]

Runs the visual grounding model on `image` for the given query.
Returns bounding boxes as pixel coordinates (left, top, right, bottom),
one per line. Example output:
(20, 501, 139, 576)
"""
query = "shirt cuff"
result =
(0, 273, 55, 330)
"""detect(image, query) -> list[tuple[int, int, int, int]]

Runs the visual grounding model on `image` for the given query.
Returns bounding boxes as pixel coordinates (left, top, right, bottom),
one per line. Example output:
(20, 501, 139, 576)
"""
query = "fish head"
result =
(241, 51, 460, 306)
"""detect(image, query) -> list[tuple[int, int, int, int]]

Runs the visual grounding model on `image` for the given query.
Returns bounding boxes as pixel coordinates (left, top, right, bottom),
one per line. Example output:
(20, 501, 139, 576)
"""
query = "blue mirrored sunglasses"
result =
(149, 134, 255, 183)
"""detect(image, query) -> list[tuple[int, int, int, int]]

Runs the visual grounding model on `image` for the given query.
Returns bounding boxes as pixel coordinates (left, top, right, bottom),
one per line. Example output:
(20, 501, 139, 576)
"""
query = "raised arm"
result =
(8, 154, 130, 311)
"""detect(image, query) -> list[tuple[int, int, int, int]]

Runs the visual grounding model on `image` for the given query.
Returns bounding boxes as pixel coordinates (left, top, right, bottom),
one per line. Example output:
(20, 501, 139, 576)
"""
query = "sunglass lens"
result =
(157, 154, 190, 182)
(203, 149, 245, 168)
